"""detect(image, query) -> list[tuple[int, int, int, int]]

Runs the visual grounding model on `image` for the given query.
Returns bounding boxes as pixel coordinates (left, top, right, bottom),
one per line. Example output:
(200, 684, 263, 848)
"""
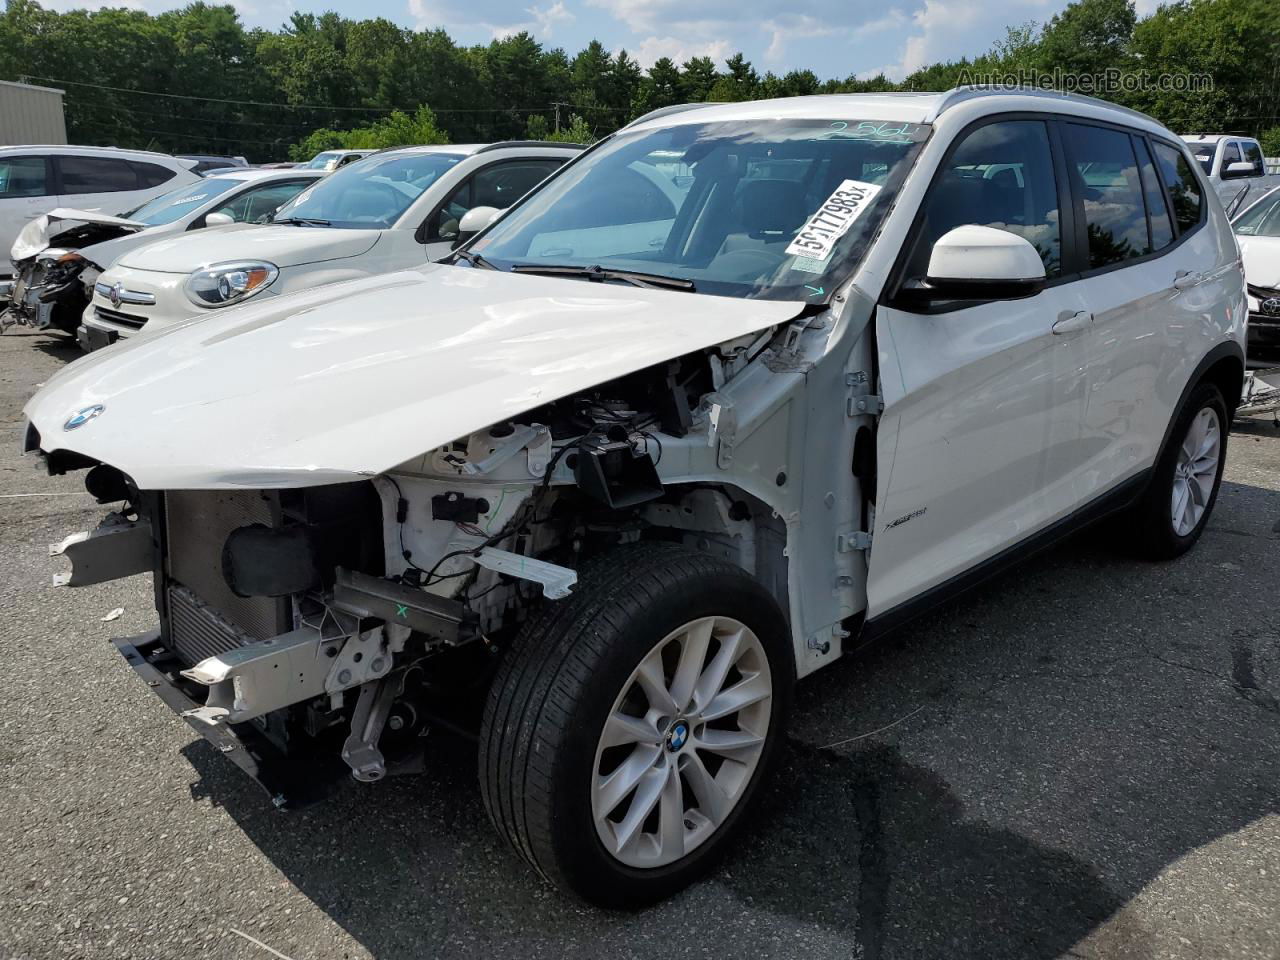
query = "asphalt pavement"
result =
(1, 326, 1277, 960)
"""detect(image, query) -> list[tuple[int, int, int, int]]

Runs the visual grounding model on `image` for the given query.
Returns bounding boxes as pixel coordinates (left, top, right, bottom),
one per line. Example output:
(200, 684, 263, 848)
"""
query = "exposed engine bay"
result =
(37, 309, 870, 803)
(25, 262, 879, 808)
(3, 215, 141, 335)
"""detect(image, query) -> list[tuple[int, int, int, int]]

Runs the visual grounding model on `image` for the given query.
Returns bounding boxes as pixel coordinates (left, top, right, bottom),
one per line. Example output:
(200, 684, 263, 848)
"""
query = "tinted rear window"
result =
(1065, 123, 1150, 268)
(59, 156, 138, 194)
(1152, 142, 1204, 235)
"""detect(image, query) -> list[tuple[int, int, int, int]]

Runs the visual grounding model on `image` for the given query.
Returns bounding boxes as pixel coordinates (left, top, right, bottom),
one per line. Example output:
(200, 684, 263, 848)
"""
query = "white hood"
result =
(117, 223, 382, 272)
(1239, 236, 1280, 289)
(25, 265, 801, 489)
(11, 208, 147, 261)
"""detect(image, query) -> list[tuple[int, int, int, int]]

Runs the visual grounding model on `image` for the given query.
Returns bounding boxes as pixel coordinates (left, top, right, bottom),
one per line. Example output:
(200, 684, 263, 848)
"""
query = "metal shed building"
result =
(0, 80, 67, 145)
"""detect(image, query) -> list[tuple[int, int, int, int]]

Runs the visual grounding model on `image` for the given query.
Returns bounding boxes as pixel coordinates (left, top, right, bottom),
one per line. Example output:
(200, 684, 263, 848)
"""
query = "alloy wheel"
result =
(1171, 406, 1221, 537)
(590, 616, 773, 868)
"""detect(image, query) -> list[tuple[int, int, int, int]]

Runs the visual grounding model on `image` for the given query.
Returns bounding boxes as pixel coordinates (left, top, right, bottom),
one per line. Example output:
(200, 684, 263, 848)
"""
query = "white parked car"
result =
(79, 142, 581, 342)
(0, 145, 199, 285)
(4, 168, 324, 345)
(23, 89, 1244, 906)
(1232, 184, 1280, 365)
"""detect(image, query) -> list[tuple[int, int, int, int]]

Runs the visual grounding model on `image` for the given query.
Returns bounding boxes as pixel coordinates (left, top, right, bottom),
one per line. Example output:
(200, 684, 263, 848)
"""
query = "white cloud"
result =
(40, 0, 147, 10)
(632, 35, 732, 69)
(410, 0, 573, 38)
(760, 14, 840, 63)
(529, 1, 574, 36)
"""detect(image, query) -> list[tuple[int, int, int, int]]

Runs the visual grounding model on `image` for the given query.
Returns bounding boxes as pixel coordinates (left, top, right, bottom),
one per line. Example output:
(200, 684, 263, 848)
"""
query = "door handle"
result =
(1051, 310, 1093, 335)
(1172, 270, 1202, 290)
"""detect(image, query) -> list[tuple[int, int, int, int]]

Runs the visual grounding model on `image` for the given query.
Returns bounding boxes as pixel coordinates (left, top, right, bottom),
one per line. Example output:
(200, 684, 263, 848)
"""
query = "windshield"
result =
(273, 152, 465, 229)
(122, 178, 240, 225)
(1234, 187, 1280, 237)
(469, 118, 931, 301)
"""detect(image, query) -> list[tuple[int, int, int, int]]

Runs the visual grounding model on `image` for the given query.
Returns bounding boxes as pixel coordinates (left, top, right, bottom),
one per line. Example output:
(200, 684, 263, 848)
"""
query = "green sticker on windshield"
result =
(791, 256, 826, 274)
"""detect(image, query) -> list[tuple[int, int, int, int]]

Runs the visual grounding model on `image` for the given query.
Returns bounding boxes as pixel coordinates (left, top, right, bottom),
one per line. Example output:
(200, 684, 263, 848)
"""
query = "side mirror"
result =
(918, 225, 1046, 301)
(456, 206, 502, 244)
(205, 211, 235, 227)
(1222, 161, 1256, 180)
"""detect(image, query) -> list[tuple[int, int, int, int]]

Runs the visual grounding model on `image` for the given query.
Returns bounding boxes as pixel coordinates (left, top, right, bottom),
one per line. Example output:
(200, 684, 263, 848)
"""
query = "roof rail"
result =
(473, 140, 588, 153)
(928, 85, 1161, 128)
(625, 103, 721, 128)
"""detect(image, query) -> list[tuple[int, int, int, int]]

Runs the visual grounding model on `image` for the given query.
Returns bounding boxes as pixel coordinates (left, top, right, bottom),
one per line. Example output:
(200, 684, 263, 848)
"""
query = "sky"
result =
(39, 0, 1163, 81)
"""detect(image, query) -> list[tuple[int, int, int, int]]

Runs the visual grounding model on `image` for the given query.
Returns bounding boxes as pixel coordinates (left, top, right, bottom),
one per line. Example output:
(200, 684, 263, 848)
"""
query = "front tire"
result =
(479, 542, 793, 906)
(1128, 381, 1228, 559)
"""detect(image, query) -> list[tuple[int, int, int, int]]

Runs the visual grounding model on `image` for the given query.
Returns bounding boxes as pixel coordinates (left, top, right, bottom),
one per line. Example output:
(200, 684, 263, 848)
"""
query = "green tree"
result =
(679, 56, 719, 101)
(1037, 0, 1136, 75)
(545, 113, 595, 144)
(709, 53, 759, 101)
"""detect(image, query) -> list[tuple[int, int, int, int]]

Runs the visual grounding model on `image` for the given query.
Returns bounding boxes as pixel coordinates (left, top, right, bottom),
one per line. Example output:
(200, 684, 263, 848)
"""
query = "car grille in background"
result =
(164, 490, 290, 666)
(94, 306, 147, 329)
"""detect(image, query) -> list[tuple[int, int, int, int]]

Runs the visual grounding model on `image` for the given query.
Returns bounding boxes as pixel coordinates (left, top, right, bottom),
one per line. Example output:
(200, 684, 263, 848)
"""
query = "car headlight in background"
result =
(185, 261, 278, 308)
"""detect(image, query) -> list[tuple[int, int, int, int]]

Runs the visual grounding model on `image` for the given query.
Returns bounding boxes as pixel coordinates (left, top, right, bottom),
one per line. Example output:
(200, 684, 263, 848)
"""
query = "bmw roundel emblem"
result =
(666, 720, 689, 752)
(63, 404, 105, 431)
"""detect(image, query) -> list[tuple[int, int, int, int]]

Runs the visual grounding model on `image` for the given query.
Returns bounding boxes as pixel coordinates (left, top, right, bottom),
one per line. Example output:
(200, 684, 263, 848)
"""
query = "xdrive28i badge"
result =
(63, 404, 105, 431)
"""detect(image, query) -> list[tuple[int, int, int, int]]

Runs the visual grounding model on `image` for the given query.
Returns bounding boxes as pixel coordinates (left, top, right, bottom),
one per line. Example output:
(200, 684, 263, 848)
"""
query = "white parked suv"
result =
(23, 89, 1244, 906)
(79, 141, 581, 341)
(0, 145, 199, 284)
(4, 168, 323, 344)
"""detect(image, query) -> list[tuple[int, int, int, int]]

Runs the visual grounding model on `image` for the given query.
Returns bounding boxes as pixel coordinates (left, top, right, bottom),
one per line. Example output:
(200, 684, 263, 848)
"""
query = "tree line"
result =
(1, 0, 1277, 162)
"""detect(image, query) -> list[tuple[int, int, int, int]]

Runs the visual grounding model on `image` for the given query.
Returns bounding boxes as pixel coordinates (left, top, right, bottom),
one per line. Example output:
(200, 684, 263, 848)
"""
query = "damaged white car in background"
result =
(2, 168, 323, 347)
(23, 89, 1245, 906)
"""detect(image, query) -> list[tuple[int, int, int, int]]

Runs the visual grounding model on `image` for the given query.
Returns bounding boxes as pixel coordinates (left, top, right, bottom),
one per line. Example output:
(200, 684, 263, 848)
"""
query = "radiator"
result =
(163, 490, 290, 665)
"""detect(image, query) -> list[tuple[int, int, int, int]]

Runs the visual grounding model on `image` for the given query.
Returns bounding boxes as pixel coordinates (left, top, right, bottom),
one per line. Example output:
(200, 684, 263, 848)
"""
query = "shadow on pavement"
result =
(180, 478, 1280, 959)
(3, 327, 82, 363)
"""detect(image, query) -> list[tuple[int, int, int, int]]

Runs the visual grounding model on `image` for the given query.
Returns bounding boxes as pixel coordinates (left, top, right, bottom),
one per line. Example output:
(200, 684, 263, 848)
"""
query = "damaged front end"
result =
(3, 211, 144, 336)
(25, 265, 861, 808)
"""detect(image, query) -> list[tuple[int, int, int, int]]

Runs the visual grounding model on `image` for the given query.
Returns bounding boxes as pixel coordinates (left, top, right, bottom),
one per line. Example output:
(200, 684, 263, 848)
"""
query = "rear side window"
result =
(131, 161, 177, 188)
(1221, 142, 1242, 168)
(1133, 138, 1174, 251)
(1065, 123, 1150, 268)
(0, 156, 49, 198)
(910, 119, 1063, 278)
(59, 156, 138, 194)
(1152, 142, 1204, 235)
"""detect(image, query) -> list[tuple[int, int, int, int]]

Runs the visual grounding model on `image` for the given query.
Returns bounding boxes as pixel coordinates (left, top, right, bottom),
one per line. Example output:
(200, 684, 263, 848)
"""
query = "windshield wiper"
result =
(273, 216, 330, 227)
(453, 249, 498, 270)
(510, 263, 695, 292)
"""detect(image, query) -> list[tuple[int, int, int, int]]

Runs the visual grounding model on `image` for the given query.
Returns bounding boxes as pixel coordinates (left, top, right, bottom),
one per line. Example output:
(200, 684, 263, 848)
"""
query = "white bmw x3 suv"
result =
(79, 141, 581, 341)
(24, 89, 1245, 906)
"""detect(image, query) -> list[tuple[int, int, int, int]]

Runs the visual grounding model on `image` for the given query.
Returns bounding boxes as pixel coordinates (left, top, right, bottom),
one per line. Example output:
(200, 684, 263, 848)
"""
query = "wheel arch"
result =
(1158, 342, 1245, 466)
(1199, 349, 1245, 421)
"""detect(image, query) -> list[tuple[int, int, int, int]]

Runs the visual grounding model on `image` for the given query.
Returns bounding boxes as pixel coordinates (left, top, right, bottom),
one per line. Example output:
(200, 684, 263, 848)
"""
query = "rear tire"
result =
(478, 542, 793, 906)
(1126, 381, 1228, 559)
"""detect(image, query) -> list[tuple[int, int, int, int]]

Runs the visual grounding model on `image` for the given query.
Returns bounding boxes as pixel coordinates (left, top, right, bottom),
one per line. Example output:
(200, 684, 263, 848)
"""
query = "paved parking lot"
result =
(1, 326, 1277, 960)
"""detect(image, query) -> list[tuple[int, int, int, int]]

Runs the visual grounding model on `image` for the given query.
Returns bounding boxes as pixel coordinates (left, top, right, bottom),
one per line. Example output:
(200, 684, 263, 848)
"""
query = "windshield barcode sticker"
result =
(785, 179, 882, 265)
